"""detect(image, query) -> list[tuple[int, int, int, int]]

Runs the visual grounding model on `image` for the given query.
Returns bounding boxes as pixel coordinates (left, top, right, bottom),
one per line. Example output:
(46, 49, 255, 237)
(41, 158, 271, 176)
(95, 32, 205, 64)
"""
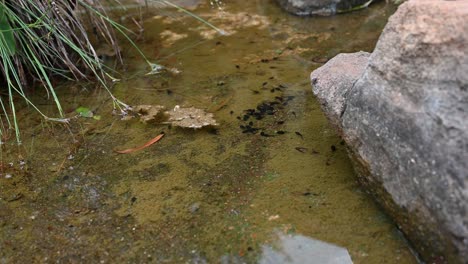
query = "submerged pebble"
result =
(189, 202, 201, 213)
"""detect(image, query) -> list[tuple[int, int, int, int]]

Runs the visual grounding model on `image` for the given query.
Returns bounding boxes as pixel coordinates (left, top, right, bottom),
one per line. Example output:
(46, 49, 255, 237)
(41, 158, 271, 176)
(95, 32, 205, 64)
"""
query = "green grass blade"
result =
(0, 4, 16, 56)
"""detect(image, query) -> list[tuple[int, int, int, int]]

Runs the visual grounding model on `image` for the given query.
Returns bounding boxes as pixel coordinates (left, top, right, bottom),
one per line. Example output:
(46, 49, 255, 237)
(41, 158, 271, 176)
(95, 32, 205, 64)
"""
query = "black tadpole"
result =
(260, 132, 273, 137)
(295, 132, 303, 139)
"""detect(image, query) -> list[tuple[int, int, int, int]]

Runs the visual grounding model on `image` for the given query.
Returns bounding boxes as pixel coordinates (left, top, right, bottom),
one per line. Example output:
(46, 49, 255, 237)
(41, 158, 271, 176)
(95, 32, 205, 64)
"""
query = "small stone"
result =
(268, 215, 280, 221)
(189, 202, 201, 213)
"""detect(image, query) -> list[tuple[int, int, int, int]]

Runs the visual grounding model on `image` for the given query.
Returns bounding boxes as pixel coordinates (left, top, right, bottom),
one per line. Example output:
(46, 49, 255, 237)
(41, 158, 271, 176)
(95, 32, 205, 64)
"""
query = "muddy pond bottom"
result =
(0, 1, 417, 263)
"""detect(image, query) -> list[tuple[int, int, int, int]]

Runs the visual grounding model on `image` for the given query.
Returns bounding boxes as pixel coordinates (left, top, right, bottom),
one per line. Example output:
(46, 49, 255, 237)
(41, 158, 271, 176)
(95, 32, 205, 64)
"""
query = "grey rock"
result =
(311, 51, 370, 132)
(133, 0, 202, 8)
(275, 0, 371, 16)
(310, 0, 468, 262)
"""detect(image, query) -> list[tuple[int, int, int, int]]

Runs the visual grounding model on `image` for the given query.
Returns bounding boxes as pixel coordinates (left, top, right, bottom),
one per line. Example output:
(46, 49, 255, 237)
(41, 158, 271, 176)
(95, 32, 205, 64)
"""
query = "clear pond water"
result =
(0, 1, 418, 263)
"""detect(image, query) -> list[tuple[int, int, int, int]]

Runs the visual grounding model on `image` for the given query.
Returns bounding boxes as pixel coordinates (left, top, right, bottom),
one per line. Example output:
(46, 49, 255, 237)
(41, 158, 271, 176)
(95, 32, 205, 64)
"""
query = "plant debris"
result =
(76, 107, 100, 120)
(115, 133, 165, 154)
(134, 105, 166, 123)
(123, 105, 217, 129)
(166, 105, 218, 128)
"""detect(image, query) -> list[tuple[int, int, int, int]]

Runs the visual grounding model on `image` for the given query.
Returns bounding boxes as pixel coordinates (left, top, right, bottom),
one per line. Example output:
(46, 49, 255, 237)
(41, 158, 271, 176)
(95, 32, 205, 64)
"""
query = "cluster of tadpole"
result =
(237, 91, 295, 137)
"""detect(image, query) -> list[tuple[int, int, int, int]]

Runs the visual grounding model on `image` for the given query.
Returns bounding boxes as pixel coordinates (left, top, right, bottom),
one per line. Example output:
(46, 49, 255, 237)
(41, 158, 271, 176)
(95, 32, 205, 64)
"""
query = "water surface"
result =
(0, 1, 417, 263)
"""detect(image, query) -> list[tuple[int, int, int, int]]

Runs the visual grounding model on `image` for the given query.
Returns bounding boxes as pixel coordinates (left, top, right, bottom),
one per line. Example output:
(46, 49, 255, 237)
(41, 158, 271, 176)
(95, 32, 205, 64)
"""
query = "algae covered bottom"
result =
(0, 1, 417, 263)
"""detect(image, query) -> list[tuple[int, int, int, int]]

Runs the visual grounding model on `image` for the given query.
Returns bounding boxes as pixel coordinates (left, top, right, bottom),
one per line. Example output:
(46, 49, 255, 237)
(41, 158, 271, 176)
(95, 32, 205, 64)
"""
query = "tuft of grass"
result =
(0, 0, 159, 144)
(0, 0, 223, 144)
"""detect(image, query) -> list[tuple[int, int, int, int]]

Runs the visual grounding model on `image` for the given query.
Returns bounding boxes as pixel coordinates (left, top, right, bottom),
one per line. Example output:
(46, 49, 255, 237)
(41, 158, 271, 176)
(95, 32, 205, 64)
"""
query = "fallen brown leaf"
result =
(115, 133, 165, 154)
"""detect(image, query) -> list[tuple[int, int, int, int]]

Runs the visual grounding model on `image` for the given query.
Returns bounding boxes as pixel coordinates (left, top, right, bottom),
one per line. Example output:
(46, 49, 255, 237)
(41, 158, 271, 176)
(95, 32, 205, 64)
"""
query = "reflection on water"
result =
(260, 232, 352, 264)
(0, 1, 417, 263)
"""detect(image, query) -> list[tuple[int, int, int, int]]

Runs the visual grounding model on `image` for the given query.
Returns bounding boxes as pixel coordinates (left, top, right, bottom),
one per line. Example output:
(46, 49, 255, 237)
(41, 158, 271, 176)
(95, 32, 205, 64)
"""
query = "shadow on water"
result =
(0, 0, 418, 263)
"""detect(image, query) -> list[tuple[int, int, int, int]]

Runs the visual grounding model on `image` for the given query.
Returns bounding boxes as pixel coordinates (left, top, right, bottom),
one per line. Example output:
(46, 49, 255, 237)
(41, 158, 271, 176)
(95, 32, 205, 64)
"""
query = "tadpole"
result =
(295, 132, 303, 139)
(260, 132, 273, 137)
(295, 147, 308, 153)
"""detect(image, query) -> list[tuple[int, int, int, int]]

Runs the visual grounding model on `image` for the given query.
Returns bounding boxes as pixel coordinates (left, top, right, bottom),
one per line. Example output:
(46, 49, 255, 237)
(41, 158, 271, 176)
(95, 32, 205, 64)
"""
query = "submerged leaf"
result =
(134, 105, 166, 123)
(115, 133, 165, 154)
(76, 107, 94, 118)
(166, 105, 217, 128)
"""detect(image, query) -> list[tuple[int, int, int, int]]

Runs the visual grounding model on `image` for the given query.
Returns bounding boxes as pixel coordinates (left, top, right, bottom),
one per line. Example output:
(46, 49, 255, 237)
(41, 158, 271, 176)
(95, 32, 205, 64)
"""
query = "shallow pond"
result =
(0, 0, 418, 263)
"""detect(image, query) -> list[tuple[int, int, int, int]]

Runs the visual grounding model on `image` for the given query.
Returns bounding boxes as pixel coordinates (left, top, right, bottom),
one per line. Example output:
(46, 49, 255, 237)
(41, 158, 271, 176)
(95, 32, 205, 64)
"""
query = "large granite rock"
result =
(310, 51, 371, 129)
(310, 0, 468, 262)
(275, 0, 371, 16)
